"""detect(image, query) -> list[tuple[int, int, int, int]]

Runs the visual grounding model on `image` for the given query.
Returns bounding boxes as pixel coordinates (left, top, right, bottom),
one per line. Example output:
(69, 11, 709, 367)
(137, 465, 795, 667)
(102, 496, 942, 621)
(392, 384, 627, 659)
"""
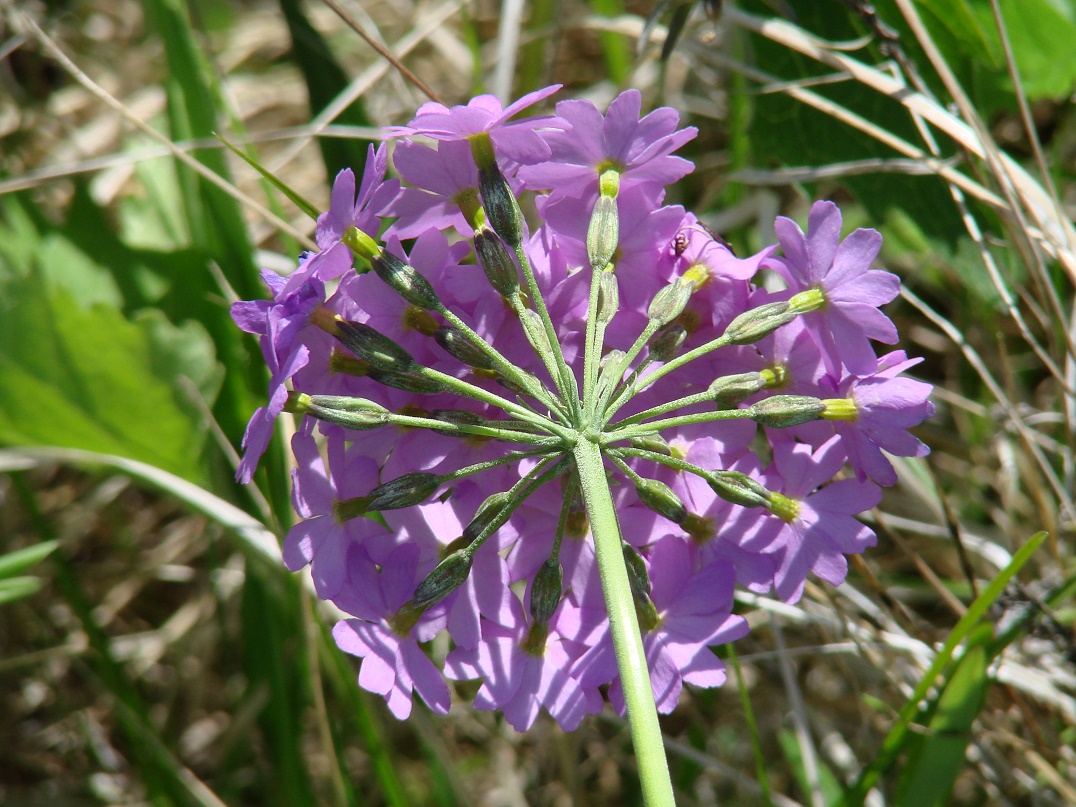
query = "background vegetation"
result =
(1, 0, 1074, 804)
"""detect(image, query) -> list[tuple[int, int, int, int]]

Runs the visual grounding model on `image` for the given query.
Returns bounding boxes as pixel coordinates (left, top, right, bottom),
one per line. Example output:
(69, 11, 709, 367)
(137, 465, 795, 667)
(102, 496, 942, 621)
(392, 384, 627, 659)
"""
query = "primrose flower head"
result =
(232, 86, 933, 729)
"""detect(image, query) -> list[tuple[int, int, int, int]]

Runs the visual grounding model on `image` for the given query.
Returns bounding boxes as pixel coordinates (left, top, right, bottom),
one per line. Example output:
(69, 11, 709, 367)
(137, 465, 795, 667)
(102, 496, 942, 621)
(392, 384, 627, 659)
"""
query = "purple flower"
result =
(768, 200, 901, 376)
(283, 430, 387, 598)
(383, 139, 482, 239)
(230, 268, 325, 483)
(830, 351, 935, 486)
(444, 594, 603, 731)
(571, 537, 749, 714)
(385, 86, 565, 164)
(332, 544, 451, 719)
(517, 89, 697, 202)
(752, 437, 881, 603)
(231, 91, 930, 732)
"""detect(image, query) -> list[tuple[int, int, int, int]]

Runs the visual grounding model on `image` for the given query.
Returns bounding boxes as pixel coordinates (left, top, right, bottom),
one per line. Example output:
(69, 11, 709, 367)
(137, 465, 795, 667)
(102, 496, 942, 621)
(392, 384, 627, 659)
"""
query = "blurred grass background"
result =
(1, 0, 1074, 804)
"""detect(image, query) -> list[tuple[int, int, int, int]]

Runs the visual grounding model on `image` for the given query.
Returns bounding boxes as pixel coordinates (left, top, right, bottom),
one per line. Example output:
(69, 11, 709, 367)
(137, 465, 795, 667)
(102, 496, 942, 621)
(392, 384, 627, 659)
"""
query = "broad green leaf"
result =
(0, 540, 59, 579)
(970, 0, 1076, 100)
(0, 279, 214, 483)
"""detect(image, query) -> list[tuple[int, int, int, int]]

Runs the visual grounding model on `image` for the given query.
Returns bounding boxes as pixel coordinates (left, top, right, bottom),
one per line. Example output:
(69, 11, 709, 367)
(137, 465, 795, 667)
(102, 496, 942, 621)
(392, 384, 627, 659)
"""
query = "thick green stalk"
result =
(572, 437, 675, 807)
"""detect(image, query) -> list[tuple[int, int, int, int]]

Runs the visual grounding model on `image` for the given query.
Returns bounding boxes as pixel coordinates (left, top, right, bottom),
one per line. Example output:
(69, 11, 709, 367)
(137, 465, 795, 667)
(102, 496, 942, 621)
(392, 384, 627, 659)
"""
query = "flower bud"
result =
(708, 372, 766, 409)
(334, 320, 414, 372)
(370, 252, 442, 310)
(596, 349, 627, 398)
(586, 194, 619, 269)
(469, 136, 524, 246)
(304, 397, 388, 431)
(629, 434, 672, 455)
(723, 301, 796, 345)
(622, 542, 652, 599)
(748, 395, 825, 428)
(463, 491, 513, 543)
(434, 327, 497, 371)
(368, 366, 447, 394)
(474, 229, 520, 297)
(707, 471, 772, 507)
(647, 278, 693, 328)
(411, 549, 474, 608)
(648, 322, 687, 362)
(623, 543, 660, 631)
(341, 226, 379, 260)
(597, 271, 620, 325)
(366, 472, 440, 511)
(519, 308, 553, 360)
(430, 408, 486, 436)
(493, 368, 543, 398)
(529, 558, 563, 625)
(635, 478, 687, 524)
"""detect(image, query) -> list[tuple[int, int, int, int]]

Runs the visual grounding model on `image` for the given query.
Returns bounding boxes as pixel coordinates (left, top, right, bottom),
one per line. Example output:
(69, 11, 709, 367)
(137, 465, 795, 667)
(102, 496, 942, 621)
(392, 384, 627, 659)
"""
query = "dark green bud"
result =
(493, 369, 542, 398)
(529, 559, 563, 625)
(647, 278, 693, 327)
(411, 549, 473, 608)
(474, 229, 520, 297)
(430, 408, 486, 437)
(368, 367, 447, 394)
(635, 478, 687, 524)
(434, 327, 497, 371)
(709, 372, 766, 409)
(477, 161, 523, 247)
(463, 491, 513, 543)
(648, 321, 687, 362)
(586, 194, 619, 269)
(598, 271, 620, 325)
(723, 301, 796, 345)
(748, 395, 825, 428)
(335, 320, 414, 372)
(622, 542, 652, 600)
(366, 472, 440, 511)
(371, 252, 442, 310)
(303, 395, 388, 431)
(707, 470, 772, 508)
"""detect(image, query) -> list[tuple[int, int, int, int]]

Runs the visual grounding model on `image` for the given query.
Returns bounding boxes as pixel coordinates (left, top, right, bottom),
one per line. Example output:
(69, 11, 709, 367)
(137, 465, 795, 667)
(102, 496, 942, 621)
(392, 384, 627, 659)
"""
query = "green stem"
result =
(513, 242, 581, 421)
(604, 334, 732, 422)
(572, 438, 675, 807)
(596, 320, 661, 418)
(582, 265, 605, 423)
(435, 304, 571, 423)
(607, 408, 754, 442)
(418, 365, 575, 442)
(385, 412, 558, 446)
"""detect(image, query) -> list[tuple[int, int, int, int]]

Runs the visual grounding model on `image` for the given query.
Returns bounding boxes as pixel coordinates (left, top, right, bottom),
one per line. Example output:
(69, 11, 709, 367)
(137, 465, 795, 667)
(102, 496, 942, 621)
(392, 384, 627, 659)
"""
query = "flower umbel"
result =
(234, 89, 933, 757)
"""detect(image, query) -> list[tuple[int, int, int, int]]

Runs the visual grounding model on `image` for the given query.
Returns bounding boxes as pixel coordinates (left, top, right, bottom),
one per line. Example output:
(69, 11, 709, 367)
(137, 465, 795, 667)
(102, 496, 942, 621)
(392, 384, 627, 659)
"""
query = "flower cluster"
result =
(233, 87, 933, 729)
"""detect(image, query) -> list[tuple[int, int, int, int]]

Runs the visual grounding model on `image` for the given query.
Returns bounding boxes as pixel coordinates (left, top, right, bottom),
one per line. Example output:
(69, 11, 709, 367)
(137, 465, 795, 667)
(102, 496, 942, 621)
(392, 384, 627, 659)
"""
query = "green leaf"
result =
(895, 632, 991, 806)
(841, 530, 1048, 806)
(0, 576, 46, 605)
(0, 278, 215, 483)
(970, 0, 1076, 100)
(216, 133, 320, 221)
(0, 540, 59, 579)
